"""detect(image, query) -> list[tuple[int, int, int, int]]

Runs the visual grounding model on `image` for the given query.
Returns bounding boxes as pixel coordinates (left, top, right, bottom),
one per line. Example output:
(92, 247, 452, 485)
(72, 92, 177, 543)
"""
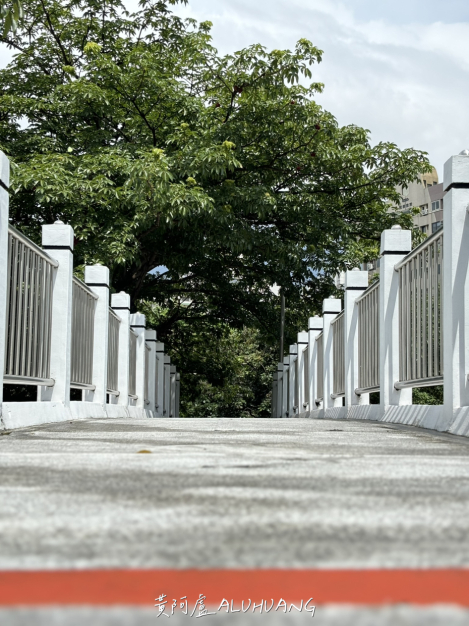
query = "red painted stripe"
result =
(0, 569, 468, 607)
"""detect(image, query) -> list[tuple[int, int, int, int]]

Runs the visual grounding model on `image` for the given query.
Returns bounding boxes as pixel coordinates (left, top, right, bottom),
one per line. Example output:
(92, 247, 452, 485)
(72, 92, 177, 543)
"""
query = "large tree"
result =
(0, 0, 430, 414)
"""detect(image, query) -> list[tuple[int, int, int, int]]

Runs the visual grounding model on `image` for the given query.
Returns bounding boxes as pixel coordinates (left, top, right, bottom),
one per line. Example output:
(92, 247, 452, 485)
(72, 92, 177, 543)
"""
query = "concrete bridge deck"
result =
(1, 417, 469, 624)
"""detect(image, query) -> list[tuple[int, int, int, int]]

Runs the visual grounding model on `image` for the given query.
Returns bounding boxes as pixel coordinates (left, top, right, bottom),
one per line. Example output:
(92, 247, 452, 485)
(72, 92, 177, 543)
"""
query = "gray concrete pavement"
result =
(2, 606, 469, 626)
(1, 417, 469, 570)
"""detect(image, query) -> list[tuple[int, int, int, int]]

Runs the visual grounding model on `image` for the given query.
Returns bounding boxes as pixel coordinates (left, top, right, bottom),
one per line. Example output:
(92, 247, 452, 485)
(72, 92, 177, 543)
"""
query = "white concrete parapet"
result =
(379, 226, 412, 409)
(322, 298, 342, 410)
(288, 344, 298, 417)
(0, 152, 9, 405)
(276, 363, 284, 418)
(443, 152, 469, 425)
(84, 265, 109, 406)
(145, 330, 157, 416)
(130, 313, 146, 411)
(163, 355, 171, 416)
(344, 270, 368, 408)
(155, 342, 165, 417)
(170, 364, 177, 417)
(40, 221, 74, 405)
(111, 291, 131, 410)
(282, 356, 289, 418)
(296, 331, 309, 413)
(175, 373, 180, 418)
(308, 316, 323, 411)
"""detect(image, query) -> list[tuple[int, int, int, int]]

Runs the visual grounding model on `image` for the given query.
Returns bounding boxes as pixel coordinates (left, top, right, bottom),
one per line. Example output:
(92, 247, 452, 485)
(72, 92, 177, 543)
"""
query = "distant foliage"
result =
(413, 386, 443, 405)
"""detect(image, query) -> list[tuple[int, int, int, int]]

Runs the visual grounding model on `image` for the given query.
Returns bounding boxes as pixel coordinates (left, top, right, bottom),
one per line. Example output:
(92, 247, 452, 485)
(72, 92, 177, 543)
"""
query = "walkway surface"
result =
(1, 417, 469, 624)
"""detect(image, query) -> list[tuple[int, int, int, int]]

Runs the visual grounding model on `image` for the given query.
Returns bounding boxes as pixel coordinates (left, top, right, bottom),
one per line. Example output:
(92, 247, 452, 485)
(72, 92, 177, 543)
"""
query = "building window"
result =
(420, 225, 428, 233)
(432, 221, 443, 233)
(432, 200, 440, 211)
(420, 204, 428, 215)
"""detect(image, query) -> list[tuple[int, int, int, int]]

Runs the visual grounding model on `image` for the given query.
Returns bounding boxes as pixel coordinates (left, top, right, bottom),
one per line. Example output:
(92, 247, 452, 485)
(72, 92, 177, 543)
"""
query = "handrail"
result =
(355, 385, 380, 395)
(315, 331, 323, 342)
(8, 224, 59, 268)
(355, 278, 379, 304)
(394, 226, 443, 271)
(70, 382, 96, 391)
(3, 374, 54, 387)
(330, 310, 344, 325)
(109, 308, 121, 323)
(72, 275, 99, 300)
(394, 376, 443, 390)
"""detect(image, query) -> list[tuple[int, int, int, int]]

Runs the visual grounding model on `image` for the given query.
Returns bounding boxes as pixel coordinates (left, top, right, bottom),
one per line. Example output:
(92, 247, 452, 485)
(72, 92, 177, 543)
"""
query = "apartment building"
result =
(364, 168, 444, 276)
(396, 167, 444, 235)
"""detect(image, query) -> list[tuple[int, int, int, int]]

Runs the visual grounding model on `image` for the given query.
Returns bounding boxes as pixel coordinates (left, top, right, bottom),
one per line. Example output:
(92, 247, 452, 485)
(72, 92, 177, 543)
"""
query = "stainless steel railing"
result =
(4, 225, 57, 386)
(395, 228, 443, 389)
(331, 311, 345, 398)
(70, 277, 97, 389)
(302, 345, 309, 407)
(316, 332, 323, 403)
(356, 280, 380, 394)
(107, 308, 120, 395)
(128, 328, 137, 398)
(144, 343, 150, 404)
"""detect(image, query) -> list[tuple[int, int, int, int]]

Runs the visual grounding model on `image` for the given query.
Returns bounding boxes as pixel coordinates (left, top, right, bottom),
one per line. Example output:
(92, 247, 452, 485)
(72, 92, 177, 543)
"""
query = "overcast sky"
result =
(2, 0, 468, 179)
(171, 0, 469, 180)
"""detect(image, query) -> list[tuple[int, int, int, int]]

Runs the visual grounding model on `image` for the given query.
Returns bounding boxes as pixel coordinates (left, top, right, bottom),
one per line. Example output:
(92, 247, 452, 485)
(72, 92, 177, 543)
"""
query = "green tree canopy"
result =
(0, 0, 431, 414)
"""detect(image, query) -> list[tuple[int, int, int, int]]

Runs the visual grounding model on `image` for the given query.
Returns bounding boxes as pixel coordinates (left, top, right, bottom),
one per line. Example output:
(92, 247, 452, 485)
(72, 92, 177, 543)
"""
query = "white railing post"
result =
(0, 152, 9, 406)
(175, 373, 180, 417)
(145, 329, 157, 416)
(130, 313, 146, 411)
(170, 365, 177, 417)
(288, 344, 298, 417)
(282, 356, 289, 417)
(344, 270, 369, 408)
(163, 355, 171, 416)
(379, 226, 412, 409)
(323, 298, 342, 410)
(40, 221, 74, 405)
(155, 342, 165, 416)
(297, 331, 308, 414)
(84, 265, 109, 405)
(443, 151, 469, 421)
(308, 316, 323, 411)
(276, 363, 284, 418)
(272, 372, 278, 418)
(111, 291, 130, 408)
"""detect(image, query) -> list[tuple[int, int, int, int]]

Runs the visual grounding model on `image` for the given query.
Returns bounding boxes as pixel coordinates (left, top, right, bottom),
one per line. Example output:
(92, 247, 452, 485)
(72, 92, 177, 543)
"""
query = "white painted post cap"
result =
(111, 291, 131, 309)
(380, 228, 411, 256)
(344, 269, 368, 290)
(308, 316, 323, 331)
(289, 344, 298, 355)
(42, 223, 74, 249)
(145, 329, 157, 341)
(323, 298, 342, 314)
(444, 152, 469, 190)
(84, 264, 110, 286)
(130, 312, 146, 328)
(297, 331, 308, 343)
